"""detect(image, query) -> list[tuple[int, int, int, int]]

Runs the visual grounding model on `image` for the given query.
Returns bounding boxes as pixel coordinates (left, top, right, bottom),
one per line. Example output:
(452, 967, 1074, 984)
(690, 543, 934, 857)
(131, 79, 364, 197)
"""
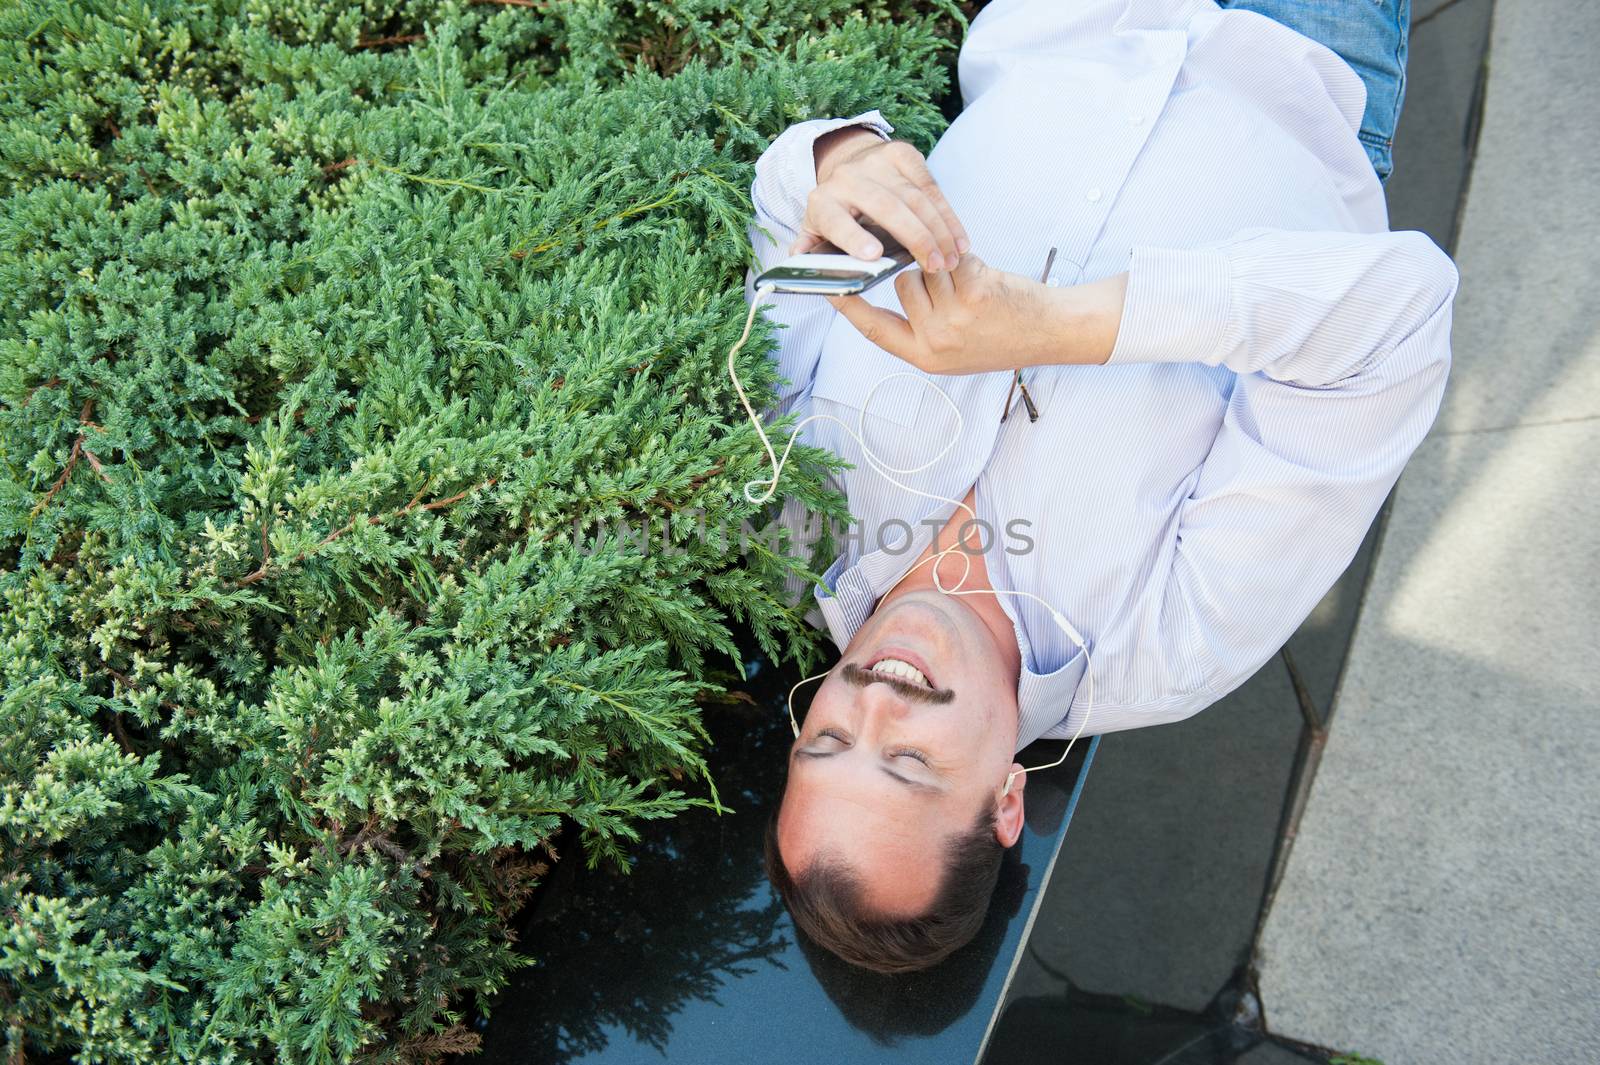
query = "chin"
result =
(874, 588, 985, 642)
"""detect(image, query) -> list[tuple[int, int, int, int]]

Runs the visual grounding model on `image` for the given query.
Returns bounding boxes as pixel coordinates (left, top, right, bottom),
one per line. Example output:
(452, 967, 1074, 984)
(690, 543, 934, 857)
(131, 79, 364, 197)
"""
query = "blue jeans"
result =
(1217, 0, 1411, 182)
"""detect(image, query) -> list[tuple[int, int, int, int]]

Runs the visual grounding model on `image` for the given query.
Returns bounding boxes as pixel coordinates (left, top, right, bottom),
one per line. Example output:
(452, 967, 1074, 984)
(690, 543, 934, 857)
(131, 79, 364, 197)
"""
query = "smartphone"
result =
(754, 224, 916, 296)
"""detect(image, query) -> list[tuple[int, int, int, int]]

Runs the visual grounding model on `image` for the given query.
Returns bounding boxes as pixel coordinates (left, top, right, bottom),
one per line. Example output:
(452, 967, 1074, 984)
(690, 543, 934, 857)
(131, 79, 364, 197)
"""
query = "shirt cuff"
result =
(756, 109, 896, 227)
(1105, 245, 1233, 367)
(814, 552, 872, 654)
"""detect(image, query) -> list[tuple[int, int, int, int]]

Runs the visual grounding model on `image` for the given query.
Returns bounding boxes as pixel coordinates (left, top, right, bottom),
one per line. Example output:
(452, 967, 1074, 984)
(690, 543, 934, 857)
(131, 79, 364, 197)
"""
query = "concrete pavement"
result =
(1256, 0, 1600, 1060)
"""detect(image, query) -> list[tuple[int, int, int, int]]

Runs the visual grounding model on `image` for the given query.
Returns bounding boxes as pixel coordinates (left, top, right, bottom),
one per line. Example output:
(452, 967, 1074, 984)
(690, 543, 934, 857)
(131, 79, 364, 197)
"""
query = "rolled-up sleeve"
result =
(744, 110, 895, 416)
(1109, 227, 1459, 387)
(747, 109, 896, 241)
(1085, 226, 1457, 722)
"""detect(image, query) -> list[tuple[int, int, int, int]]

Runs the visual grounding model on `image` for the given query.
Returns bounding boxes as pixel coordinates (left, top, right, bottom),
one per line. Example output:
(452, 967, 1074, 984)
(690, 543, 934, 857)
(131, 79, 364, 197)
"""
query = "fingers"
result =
(894, 267, 933, 323)
(787, 232, 823, 255)
(804, 194, 885, 260)
(835, 175, 951, 273)
(920, 260, 958, 305)
(807, 179, 961, 272)
(892, 149, 972, 257)
(812, 138, 973, 272)
(892, 182, 961, 271)
(825, 293, 920, 361)
(946, 250, 987, 296)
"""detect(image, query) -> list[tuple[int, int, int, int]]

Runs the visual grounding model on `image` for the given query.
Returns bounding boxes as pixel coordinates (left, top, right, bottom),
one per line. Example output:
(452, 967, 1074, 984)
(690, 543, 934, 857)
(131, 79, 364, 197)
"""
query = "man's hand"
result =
(824, 256, 1130, 375)
(795, 131, 969, 275)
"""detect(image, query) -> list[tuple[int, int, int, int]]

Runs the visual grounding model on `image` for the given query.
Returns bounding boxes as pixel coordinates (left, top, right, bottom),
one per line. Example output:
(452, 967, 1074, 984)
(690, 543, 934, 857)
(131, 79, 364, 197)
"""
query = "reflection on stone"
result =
(1005, 658, 1304, 1016)
(985, 977, 1320, 1065)
(474, 695, 792, 1063)
(789, 846, 1029, 1047)
(472, 652, 1093, 1064)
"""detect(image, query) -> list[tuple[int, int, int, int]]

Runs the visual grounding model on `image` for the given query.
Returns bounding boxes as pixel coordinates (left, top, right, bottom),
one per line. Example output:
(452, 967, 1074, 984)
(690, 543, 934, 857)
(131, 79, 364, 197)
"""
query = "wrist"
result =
(814, 126, 887, 183)
(1026, 272, 1129, 367)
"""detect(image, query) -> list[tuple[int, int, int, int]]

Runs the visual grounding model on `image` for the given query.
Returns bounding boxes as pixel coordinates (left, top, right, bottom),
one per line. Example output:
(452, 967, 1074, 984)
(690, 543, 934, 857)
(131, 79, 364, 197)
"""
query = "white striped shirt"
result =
(743, 0, 1457, 750)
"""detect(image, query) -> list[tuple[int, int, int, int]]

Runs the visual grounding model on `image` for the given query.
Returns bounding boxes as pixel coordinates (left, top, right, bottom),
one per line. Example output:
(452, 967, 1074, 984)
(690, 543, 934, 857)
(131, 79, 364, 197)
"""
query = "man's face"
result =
(777, 588, 1027, 915)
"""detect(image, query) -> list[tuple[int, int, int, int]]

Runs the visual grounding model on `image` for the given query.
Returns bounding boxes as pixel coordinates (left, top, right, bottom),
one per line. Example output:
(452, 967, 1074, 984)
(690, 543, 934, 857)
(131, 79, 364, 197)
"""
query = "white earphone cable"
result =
(730, 283, 1094, 796)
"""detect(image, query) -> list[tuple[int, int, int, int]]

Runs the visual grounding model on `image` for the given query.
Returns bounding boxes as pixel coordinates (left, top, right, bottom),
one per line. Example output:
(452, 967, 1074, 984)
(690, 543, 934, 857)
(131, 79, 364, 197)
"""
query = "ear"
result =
(994, 762, 1026, 848)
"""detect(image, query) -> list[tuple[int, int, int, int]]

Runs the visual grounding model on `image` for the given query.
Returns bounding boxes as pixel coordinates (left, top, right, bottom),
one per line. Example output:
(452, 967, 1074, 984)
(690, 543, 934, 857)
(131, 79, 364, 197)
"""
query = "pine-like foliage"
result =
(0, 1, 966, 1061)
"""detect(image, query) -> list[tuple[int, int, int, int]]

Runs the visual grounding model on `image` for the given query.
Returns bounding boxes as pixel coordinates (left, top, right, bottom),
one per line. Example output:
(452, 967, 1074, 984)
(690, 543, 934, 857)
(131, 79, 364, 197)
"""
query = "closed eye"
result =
(791, 731, 947, 793)
(815, 730, 929, 766)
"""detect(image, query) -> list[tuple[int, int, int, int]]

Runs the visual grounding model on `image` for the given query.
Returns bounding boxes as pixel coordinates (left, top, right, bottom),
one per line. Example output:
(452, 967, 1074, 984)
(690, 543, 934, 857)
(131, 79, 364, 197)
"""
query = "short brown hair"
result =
(763, 798, 1005, 974)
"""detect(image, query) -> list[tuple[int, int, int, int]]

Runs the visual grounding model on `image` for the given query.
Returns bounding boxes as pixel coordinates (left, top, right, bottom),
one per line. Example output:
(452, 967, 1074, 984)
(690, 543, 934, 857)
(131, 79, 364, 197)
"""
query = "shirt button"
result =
(1086, 187, 1103, 203)
(1046, 277, 1060, 288)
(1128, 113, 1144, 126)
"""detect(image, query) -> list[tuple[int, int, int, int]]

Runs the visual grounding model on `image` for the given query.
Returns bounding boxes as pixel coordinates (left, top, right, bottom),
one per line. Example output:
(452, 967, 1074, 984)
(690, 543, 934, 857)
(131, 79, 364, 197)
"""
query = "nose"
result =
(856, 677, 913, 722)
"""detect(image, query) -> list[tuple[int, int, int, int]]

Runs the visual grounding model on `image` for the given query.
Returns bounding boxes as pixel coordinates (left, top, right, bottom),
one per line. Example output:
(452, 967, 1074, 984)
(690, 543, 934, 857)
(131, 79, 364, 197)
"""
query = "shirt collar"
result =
(813, 526, 1087, 755)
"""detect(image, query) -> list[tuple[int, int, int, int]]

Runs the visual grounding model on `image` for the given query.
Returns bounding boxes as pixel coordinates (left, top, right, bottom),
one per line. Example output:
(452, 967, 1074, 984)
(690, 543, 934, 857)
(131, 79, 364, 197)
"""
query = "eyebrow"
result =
(792, 747, 947, 795)
(839, 661, 956, 705)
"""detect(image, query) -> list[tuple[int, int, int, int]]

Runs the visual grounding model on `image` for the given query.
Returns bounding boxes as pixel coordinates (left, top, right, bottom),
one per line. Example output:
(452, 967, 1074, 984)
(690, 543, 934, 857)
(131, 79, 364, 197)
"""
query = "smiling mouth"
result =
(864, 651, 935, 690)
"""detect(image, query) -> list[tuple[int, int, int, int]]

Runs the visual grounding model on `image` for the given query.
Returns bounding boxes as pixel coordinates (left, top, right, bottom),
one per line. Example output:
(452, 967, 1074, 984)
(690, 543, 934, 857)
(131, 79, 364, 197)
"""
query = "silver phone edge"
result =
(753, 259, 912, 297)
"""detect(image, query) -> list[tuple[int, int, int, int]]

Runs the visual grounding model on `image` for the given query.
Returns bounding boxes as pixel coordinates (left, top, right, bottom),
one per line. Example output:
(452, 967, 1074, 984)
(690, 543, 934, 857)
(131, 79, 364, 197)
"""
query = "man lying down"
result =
(742, 0, 1454, 974)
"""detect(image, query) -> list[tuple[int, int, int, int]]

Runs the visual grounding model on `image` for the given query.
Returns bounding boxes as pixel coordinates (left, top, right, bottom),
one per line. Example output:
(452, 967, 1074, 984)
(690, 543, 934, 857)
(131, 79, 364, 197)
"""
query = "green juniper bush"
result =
(0, 1, 970, 1060)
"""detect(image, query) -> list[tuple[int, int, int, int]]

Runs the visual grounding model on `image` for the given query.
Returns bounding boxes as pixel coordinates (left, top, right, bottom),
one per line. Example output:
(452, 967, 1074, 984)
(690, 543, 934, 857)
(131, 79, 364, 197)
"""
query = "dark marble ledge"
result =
(470, 676, 1096, 1065)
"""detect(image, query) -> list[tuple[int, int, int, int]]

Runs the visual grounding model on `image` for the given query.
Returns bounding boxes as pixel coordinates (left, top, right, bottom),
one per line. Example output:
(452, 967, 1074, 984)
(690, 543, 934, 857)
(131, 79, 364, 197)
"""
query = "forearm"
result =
(1021, 226, 1457, 380)
(1020, 271, 1129, 368)
(814, 126, 887, 184)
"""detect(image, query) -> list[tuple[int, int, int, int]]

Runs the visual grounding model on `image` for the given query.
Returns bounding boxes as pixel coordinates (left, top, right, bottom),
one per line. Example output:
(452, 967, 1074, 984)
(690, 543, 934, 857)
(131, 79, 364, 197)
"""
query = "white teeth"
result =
(871, 657, 930, 688)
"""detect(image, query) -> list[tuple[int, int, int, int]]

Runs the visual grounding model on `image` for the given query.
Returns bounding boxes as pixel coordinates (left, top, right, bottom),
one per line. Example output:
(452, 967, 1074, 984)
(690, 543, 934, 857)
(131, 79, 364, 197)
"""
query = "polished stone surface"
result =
(984, 988, 1293, 1065)
(473, 657, 1096, 1065)
(1414, 0, 1461, 23)
(999, 657, 1304, 1017)
(1258, 0, 1600, 1058)
(983, 974, 1324, 1065)
(972, 985, 1248, 1055)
